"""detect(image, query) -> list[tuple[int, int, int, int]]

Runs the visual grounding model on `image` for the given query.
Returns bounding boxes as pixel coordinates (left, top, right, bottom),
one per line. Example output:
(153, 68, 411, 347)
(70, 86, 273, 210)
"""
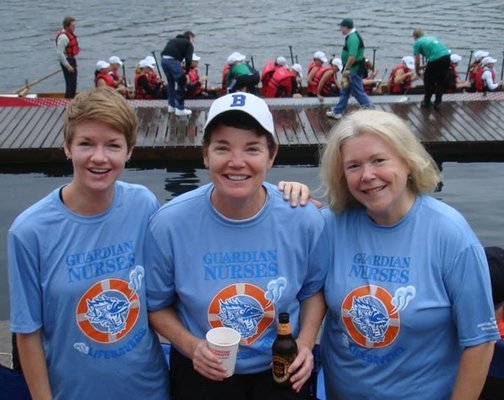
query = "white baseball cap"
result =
(139, 59, 154, 69)
(331, 58, 343, 71)
(482, 56, 497, 66)
(450, 54, 462, 64)
(292, 63, 303, 78)
(275, 56, 287, 66)
(402, 56, 415, 70)
(108, 56, 123, 65)
(95, 60, 110, 71)
(192, 53, 201, 62)
(474, 50, 489, 61)
(313, 51, 328, 63)
(227, 52, 246, 64)
(204, 93, 275, 139)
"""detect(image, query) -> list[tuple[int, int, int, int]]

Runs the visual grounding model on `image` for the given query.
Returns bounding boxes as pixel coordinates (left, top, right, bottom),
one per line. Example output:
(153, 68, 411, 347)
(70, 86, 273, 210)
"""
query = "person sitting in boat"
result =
(362, 58, 380, 94)
(315, 57, 343, 102)
(387, 56, 417, 94)
(95, 60, 130, 98)
(445, 54, 471, 93)
(469, 50, 489, 90)
(226, 52, 260, 94)
(185, 53, 217, 99)
(264, 63, 303, 98)
(108, 56, 125, 86)
(306, 50, 328, 97)
(134, 58, 167, 100)
(474, 56, 503, 92)
(260, 56, 287, 96)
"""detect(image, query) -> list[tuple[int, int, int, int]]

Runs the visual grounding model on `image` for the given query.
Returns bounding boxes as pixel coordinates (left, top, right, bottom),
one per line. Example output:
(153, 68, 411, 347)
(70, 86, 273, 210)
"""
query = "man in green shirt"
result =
(413, 28, 451, 110)
(327, 18, 373, 120)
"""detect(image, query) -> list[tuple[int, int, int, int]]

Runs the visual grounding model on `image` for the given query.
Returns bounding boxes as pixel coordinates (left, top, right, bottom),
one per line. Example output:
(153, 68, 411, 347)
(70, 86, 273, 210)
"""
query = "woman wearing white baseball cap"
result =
(146, 93, 327, 400)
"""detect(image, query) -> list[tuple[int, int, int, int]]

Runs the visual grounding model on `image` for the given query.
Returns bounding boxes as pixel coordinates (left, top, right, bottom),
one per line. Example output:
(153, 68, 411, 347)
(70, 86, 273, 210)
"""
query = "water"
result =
(1, 0, 504, 93)
(1, 0, 504, 320)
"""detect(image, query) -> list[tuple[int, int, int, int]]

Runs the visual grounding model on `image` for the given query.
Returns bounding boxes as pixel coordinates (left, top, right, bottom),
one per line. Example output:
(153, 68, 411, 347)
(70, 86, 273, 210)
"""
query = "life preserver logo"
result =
(341, 285, 400, 348)
(208, 283, 275, 345)
(76, 278, 140, 343)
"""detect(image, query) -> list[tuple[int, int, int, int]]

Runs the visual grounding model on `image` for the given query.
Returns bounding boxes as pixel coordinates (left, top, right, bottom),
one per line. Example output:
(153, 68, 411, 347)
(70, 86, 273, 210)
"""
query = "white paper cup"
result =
(206, 327, 241, 377)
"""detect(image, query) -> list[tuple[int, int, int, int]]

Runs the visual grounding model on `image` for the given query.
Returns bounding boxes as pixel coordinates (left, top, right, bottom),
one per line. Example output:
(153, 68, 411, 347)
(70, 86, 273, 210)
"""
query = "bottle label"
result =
(277, 323, 291, 335)
(272, 354, 295, 383)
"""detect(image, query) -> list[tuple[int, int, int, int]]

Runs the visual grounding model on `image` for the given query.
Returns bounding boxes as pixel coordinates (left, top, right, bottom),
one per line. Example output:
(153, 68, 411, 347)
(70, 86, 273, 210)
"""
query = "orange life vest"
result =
(264, 66, 297, 98)
(474, 67, 495, 92)
(95, 71, 116, 88)
(306, 61, 321, 95)
(313, 66, 336, 96)
(387, 64, 412, 94)
(55, 29, 80, 58)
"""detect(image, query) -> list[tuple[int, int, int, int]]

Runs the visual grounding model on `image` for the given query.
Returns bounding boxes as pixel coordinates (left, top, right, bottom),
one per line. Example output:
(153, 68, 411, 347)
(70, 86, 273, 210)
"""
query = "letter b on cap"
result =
(230, 94, 246, 107)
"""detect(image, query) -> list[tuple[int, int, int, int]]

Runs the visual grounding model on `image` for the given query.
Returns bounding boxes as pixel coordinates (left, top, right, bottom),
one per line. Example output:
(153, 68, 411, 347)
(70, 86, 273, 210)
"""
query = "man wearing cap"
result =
(326, 18, 373, 120)
(475, 56, 503, 92)
(55, 16, 79, 98)
(412, 28, 451, 110)
(146, 92, 327, 400)
(387, 56, 417, 94)
(160, 30, 195, 116)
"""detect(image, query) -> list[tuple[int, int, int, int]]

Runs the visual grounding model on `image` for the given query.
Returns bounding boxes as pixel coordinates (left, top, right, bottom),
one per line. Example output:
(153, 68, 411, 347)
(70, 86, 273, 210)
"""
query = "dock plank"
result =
(1, 96, 504, 166)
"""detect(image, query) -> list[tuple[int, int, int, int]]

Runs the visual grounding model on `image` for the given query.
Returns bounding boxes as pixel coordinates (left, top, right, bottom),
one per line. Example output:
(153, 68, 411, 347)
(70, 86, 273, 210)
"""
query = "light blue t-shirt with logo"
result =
(145, 182, 327, 374)
(320, 195, 499, 400)
(8, 181, 170, 400)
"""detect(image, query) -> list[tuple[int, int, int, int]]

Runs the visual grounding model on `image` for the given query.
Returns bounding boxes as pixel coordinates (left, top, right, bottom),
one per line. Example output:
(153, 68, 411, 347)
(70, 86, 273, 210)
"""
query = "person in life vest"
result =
(475, 56, 503, 92)
(306, 51, 328, 96)
(387, 56, 417, 94)
(469, 50, 489, 91)
(55, 16, 79, 98)
(316, 58, 343, 103)
(226, 52, 260, 94)
(264, 63, 303, 98)
(95, 60, 130, 98)
(362, 59, 380, 94)
(185, 54, 217, 100)
(134, 59, 167, 100)
(445, 54, 471, 93)
(108, 56, 125, 86)
(260, 56, 287, 96)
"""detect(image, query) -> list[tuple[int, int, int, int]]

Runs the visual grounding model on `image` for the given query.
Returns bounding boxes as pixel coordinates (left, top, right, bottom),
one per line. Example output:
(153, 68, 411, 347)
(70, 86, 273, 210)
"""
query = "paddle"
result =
(289, 46, 294, 65)
(121, 58, 128, 87)
(15, 70, 60, 97)
(501, 51, 504, 81)
(465, 50, 473, 81)
(151, 51, 163, 79)
(204, 63, 210, 92)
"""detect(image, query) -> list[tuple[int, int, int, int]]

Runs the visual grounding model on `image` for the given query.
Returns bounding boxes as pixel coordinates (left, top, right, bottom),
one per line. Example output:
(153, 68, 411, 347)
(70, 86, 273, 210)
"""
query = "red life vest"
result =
(55, 29, 80, 58)
(95, 71, 116, 88)
(134, 72, 153, 99)
(387, 64, 412, 94)
(474, 67, 496, 92)
(261, 60, 278, 95)
(187, 68, 203, 97)
(221, 64, 230, 92)
(264, 66, 297, 98)
(306, 61, 321, 95)
(312, 66, 336, 96)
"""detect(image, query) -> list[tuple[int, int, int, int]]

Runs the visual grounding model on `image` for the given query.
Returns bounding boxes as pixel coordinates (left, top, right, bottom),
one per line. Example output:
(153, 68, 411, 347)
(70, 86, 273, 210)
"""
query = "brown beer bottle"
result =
(272, 312, 298, 385)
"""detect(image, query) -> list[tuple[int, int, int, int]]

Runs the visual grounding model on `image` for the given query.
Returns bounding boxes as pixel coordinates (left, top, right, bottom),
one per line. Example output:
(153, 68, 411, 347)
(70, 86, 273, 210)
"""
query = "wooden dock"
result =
(1, 92, 504, 168)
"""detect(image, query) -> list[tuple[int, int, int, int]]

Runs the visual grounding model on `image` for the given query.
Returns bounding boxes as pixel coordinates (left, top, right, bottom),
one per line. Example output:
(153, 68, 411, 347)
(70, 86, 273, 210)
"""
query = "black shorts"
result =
(169, 346, 310, 400)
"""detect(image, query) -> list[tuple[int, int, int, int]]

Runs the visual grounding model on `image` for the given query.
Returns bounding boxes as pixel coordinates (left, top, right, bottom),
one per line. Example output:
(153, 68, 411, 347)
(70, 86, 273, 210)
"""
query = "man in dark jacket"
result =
(161, 31, 195, 116)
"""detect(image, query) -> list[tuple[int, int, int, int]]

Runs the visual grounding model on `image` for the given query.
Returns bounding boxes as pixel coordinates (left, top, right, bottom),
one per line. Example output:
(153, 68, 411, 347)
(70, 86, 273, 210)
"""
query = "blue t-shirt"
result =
(320, 195, 499, 400)
(8, 181, 170, 400)
(145, 182, 327, 374)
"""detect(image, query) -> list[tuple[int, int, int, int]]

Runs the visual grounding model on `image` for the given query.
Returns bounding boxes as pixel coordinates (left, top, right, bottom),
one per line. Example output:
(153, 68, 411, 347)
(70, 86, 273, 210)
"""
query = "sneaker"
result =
(433, 103, 442, 111)
(175, 108, 192, 117)
(326, 111, 343, 120)
(168, 106, 176, 113)
(420, 101, 432, 108)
